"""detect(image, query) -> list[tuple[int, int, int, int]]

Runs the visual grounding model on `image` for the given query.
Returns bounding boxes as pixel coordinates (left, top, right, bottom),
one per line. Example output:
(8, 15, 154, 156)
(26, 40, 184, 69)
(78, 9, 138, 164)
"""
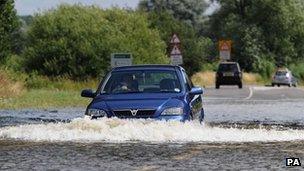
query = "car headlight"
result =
(87, 109, 107, 117)
(161, 107, 183, 115)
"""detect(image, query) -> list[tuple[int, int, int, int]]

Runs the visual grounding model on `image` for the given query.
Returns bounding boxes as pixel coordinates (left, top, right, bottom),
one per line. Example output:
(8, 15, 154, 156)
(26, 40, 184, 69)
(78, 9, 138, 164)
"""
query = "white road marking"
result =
(253, 87, 283, 91)
(244, 86, 253, 100)
(205, 97, 243, 100)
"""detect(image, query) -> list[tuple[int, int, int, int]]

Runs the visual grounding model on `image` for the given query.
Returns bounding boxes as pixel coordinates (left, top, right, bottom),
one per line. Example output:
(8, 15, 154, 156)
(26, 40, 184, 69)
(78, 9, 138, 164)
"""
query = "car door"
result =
(182, 70, 202, 119)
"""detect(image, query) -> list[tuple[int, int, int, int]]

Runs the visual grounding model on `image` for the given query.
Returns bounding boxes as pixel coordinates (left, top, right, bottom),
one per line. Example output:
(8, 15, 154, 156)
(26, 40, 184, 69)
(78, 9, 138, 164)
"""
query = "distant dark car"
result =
(81, 65, 204, 122)
(271, 68, 297, 87)
(215, 62, 243, 89)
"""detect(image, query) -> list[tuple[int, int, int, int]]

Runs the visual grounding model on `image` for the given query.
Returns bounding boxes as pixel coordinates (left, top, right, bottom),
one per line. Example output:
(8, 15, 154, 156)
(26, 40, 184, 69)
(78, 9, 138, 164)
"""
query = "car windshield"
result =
(101, 70, 181, 94)
(218, 64, 239, 72)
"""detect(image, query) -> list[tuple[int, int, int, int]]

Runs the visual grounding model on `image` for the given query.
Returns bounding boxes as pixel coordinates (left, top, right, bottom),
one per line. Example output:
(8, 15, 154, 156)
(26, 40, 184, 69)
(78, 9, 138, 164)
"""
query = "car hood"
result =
(90, 93, 185, 110)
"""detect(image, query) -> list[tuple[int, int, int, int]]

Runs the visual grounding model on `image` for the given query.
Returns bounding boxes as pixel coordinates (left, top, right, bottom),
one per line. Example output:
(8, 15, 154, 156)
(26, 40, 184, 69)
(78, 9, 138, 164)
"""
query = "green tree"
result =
(0, 0, 20, 61)
(209, 0, 304, 71)
(139, 0, 209, 32)
(22, 5, 167, 79)
(147, 11, 214, 75)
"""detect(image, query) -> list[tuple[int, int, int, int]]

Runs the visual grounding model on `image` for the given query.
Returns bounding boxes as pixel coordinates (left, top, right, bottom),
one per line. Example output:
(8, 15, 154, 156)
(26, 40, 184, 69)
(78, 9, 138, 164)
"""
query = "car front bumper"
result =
(85, 114, 189, 122)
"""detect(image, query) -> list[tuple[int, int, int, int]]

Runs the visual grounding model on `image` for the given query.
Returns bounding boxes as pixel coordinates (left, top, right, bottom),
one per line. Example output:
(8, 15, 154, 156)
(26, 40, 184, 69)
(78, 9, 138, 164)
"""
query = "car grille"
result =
(113, 109, 156, 118)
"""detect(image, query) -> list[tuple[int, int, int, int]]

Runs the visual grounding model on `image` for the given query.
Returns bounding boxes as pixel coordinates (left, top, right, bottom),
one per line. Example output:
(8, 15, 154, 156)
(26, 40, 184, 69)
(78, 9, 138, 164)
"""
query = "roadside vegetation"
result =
(0, 69, 24, 99)
(1, 0, 304, 109)
(0, 68, 97, 109)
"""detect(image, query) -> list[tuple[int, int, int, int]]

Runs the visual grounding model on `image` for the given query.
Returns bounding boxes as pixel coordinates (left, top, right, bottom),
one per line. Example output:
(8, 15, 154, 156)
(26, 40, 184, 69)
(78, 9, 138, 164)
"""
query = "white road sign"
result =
(170, 45, 183, 65)
(170, 54, 183, 66)
(170, 45, 181, 55)
(169, 34, 183, 65)
(220, 51, 231, 60)
(111, 53, 132, 68)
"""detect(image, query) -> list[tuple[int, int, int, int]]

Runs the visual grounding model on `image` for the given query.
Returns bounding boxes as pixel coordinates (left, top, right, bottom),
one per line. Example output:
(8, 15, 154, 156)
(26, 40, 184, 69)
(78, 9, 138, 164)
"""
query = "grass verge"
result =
(0, 68, 97, 109)
(0, 89, 91, 109)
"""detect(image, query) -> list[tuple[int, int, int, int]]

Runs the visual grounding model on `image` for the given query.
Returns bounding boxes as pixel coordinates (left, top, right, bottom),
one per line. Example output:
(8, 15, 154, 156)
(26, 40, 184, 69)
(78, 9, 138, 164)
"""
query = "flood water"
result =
(1, 96, 304, 170)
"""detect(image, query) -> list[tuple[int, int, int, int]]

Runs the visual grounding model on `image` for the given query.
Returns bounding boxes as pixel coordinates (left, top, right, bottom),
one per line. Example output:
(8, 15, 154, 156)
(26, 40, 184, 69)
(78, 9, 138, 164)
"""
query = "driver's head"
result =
(122, 74, 133, 84)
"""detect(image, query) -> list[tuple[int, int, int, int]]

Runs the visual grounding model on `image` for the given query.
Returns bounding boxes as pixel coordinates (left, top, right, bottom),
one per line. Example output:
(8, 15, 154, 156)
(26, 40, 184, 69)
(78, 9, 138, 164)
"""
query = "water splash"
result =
(0, 117, 304, 143)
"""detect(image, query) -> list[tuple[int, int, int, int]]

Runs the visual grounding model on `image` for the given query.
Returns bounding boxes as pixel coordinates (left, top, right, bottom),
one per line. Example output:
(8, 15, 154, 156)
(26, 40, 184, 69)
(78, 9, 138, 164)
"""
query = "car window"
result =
(275, 71, 287, 76)
(218, 64, 239, 72)
(102, 70, 181, 94)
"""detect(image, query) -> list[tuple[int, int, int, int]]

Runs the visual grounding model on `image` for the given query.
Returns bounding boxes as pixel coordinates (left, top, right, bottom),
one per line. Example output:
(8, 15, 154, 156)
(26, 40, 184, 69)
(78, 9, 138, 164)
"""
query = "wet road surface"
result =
(0, 86, 304, 170)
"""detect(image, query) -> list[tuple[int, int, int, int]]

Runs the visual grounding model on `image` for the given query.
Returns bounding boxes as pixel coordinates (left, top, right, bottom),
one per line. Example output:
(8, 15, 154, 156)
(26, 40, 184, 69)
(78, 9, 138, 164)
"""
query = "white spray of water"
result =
(0, 118, 304, 143)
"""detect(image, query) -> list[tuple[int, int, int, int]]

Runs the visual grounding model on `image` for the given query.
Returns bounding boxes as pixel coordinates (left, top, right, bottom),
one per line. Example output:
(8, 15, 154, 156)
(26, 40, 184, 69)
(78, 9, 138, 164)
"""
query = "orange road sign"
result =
(219, 40, 232, 60)
(219, 40, 232, 51)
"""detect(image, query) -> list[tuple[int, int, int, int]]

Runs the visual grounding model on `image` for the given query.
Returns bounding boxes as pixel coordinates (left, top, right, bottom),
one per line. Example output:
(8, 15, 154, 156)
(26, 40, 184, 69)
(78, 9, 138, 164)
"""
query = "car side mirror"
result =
(81, 89, 95, 98)
(189, 87, 203, 95)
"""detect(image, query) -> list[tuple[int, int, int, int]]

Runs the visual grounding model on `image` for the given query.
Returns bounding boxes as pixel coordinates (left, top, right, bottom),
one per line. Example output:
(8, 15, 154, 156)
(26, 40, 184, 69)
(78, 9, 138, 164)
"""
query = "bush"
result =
(0, 68, 25, 98)
(289, 62, 304, 82)
(22, 5, 168, 79)
(24, 71, 52, 89)
(4, 54, 24, 72)
(201, 62, 218, 72)
(253, 56, 275, 79)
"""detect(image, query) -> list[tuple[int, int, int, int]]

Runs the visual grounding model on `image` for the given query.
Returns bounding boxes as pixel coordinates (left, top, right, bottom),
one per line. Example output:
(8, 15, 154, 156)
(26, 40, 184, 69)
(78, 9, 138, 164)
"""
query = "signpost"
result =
(169, 33, 183, 65)
(111, 53, 132, 68)
(219, 40, 232, 61)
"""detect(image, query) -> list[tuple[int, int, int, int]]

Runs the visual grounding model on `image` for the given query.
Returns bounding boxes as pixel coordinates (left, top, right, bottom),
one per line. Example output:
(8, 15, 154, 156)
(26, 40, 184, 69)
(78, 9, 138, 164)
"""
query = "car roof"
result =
(112, 65, 183, 71)
(276, 68, 290, 72)
(219, 62, 239, 65)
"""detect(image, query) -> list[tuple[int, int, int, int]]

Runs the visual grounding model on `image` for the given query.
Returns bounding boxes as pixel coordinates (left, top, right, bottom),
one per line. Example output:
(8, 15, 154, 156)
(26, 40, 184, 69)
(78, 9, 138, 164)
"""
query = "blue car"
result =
(81, 65, 204, 122)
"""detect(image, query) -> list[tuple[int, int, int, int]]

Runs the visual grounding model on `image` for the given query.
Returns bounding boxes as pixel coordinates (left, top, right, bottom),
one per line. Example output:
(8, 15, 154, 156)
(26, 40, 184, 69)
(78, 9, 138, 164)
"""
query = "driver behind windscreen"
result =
(118, 74, 138, 92)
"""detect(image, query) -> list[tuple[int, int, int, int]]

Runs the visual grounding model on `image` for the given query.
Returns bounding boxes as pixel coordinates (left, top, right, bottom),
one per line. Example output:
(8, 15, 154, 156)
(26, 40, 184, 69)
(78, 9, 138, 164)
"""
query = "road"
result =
(205, 85, 304, 100)
(204, 85, 304, 125)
